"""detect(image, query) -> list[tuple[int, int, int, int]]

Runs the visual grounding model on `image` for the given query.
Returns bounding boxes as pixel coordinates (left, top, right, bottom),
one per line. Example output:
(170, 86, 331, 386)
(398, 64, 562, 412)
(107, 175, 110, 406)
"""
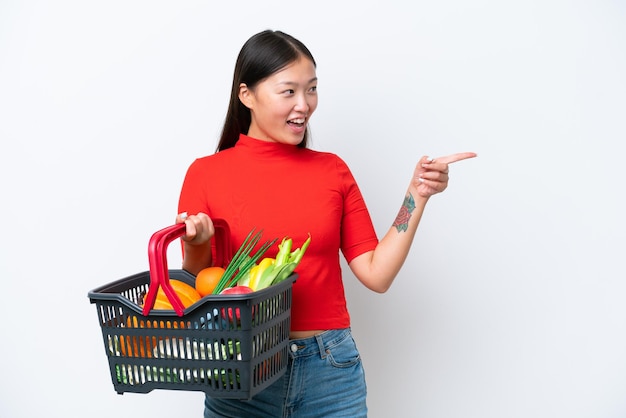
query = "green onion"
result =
(212, 229, 277, 294)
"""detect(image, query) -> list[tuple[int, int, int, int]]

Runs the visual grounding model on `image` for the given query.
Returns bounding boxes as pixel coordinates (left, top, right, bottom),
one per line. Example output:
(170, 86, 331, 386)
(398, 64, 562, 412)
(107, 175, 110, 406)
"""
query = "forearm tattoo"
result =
(393, 193, 416, 232)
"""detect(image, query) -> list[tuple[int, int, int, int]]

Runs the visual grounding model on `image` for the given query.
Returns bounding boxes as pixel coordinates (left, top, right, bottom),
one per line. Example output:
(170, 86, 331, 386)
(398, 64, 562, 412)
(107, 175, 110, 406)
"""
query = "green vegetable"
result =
(289, 234, 311, 265)
(236, 269, 252, 287)
(274, 237, 292, 266)
(271, 262, 298, 285)
(213, 229, 277, 294)
(254, 234, 311, 290)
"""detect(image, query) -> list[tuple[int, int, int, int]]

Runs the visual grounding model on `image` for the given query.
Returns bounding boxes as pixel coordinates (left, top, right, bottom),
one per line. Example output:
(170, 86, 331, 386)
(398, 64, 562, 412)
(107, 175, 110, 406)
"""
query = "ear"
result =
(238, 83, 254, 109)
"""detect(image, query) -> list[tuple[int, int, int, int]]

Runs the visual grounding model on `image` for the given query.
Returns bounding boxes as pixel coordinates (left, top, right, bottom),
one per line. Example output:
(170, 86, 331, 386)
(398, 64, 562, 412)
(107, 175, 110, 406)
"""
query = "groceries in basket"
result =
(87, 219, 306, 398)
(149, 228, 311, 311)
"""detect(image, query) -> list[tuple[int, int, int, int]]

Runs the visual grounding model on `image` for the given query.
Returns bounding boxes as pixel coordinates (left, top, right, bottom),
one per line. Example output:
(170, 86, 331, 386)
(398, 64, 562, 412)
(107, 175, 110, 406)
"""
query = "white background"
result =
(1, 1, 625, 417)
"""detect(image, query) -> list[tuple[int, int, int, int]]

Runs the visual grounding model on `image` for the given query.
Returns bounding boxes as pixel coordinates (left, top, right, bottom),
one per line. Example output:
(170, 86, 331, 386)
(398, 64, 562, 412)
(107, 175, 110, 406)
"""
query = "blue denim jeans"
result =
(204, 328, 368, 417)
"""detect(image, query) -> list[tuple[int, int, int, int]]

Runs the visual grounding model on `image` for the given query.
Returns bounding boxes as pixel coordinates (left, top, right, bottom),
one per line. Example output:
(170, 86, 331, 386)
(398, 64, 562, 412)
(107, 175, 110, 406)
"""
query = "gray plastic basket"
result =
(88, 270, 295, 399)
(87, 220, 295, 399)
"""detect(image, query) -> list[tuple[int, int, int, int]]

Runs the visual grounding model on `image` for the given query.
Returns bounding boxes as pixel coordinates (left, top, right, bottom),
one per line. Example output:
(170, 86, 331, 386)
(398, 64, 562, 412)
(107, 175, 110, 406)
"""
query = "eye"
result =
(283, 89, 295, 95)
(309, 86, 317, 93)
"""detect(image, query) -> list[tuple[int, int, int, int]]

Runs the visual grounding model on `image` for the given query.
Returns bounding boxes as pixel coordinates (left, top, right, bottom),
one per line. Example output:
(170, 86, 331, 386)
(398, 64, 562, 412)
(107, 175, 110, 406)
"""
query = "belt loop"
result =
(315, 333, 327, 359)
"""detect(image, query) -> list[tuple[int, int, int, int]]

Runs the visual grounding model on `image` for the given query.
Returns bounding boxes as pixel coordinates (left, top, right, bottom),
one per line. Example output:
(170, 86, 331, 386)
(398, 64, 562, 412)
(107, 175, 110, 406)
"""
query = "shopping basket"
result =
(88, 219, 296, 399)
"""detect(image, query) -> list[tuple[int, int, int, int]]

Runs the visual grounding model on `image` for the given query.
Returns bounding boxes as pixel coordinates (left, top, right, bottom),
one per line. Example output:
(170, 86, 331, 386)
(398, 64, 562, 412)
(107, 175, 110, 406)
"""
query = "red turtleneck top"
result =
(178, 134, 378, 330)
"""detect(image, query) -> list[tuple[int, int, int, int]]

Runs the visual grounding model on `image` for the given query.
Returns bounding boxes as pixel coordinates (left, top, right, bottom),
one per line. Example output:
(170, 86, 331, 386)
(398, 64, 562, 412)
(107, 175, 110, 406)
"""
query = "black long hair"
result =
(216, 30, 317, 152)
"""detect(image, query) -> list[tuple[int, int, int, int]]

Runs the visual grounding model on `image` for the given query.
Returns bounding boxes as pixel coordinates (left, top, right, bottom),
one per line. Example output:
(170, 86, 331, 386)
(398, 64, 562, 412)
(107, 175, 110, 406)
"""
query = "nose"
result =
(294, 92, 310, 114)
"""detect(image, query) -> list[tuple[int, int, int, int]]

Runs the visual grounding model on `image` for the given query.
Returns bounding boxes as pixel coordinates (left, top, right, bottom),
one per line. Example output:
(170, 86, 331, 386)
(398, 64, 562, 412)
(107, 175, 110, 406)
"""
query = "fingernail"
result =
(180, 211, 188, 220)
(418, 177, 425, 183)
(426, 157, 434, 162)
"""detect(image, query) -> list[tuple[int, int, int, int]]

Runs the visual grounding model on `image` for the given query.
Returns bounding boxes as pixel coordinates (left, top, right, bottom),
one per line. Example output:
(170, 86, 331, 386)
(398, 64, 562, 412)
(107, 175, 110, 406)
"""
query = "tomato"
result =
(220, 286, 254, 295)
(220, 286, 253, 323)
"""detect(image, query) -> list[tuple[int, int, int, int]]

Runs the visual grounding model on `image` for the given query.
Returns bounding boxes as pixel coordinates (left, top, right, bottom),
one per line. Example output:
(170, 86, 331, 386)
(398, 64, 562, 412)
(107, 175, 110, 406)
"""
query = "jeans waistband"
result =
(287, 328, 351, 359)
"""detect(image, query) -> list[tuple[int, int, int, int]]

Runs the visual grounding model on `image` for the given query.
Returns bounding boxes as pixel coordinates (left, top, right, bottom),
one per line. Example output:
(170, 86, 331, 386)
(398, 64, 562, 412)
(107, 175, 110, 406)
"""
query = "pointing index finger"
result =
(433, 152, 477, 165)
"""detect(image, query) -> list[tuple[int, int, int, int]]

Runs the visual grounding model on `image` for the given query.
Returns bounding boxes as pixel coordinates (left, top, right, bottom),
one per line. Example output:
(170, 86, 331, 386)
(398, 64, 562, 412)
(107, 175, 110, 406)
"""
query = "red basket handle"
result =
(211, 218, 232, 269)
(142, 218, 231, 317)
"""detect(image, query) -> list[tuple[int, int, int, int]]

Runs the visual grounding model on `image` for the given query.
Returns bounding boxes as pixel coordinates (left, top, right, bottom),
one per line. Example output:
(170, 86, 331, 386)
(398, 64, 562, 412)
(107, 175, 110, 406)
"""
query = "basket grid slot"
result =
(252, 320, 289, 357)
(108, 329, 245, 361)
(121, 283, 148, 305)
(114, 363, 243, 390)
(252, 288, 291, 326)
(252, 347, 288, 387)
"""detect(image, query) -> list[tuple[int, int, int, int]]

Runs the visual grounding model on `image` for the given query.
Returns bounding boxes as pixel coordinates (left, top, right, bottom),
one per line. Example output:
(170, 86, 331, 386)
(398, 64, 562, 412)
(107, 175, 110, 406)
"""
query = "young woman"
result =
(177, 29, 476, 418)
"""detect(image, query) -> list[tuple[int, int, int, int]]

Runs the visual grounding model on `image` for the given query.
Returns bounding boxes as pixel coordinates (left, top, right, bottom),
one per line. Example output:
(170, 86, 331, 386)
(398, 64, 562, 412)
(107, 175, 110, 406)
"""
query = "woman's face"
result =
(240, 57, 318, 145)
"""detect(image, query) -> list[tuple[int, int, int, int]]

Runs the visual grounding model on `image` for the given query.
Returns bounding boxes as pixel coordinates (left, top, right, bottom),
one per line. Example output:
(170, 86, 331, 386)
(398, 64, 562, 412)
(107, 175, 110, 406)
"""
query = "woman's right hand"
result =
(176, 212, 215, 246)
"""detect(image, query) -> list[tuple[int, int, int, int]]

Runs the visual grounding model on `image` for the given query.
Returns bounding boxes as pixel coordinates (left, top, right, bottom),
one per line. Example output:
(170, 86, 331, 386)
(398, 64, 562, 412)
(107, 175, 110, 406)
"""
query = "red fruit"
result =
(220, 286, 254, 295)
(220, 286, 253, 322)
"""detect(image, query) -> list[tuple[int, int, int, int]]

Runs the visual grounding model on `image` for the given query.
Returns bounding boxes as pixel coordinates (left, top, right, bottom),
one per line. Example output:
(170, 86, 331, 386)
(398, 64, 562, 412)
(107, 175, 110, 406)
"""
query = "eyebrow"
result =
(276, 77, 318, 86)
